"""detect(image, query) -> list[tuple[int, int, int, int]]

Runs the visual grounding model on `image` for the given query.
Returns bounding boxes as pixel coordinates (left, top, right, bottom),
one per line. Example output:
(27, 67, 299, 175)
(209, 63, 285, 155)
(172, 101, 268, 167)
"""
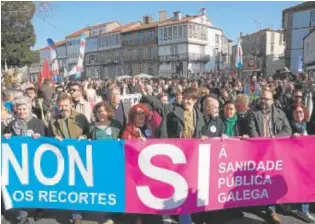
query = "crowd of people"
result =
(1, 69, 315, 224)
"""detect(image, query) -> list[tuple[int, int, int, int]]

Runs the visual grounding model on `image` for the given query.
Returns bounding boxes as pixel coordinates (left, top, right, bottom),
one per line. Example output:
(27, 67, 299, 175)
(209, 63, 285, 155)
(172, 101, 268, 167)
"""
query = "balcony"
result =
(159, 53, 210, 62)
(123, 54, 158, 62)
(122, 37, 158, 47)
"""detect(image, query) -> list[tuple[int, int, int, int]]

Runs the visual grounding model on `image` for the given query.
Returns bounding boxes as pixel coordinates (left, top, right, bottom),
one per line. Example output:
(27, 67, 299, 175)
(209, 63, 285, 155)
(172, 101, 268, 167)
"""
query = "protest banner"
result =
(120, 93, 142, 105)
(1, 137, 125, 212)
(2, 136, 315, 214)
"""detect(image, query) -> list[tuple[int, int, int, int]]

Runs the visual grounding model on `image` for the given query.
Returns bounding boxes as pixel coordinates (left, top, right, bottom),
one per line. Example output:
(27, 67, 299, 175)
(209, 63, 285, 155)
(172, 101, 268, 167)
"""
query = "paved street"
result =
(2, 207, 315, 224)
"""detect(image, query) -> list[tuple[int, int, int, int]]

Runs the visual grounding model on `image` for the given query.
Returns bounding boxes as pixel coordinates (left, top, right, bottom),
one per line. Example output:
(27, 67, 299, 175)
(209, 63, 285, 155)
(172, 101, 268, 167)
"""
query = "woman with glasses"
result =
(288, 103, 315, 223)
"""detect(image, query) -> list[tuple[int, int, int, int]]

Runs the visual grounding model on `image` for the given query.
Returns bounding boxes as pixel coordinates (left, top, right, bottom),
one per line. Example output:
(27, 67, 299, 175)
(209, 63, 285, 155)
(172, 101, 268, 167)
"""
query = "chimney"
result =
(201, 8, 206, 15)
(143, 15, 153, 24)
(159, 10, 168, 22)
(173, 11, 182, 20)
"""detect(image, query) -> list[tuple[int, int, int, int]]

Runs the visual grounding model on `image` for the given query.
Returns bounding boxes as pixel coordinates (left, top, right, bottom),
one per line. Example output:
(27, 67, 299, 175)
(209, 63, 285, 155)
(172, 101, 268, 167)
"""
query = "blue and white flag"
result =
(47, 38, 60, 82)
(235, 39, 243, 69)
(69, 34, 86, 79)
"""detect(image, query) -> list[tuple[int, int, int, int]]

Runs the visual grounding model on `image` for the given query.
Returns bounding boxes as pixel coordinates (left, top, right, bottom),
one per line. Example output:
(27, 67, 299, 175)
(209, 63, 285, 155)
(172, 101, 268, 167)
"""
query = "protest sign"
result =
(125, 137, 315, 214)
(120, 93, 142, 105)
(2, 137, 125, 212)
(2, 136, 315, 214)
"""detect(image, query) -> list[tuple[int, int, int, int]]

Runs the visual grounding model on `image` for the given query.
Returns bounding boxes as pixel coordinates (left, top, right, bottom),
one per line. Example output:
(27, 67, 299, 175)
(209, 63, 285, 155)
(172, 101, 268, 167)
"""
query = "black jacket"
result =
(201, 116, 225, 137)
(166, 106, 205, 138)
(141, 95, 205, 138)
(247, 105, 292, 137)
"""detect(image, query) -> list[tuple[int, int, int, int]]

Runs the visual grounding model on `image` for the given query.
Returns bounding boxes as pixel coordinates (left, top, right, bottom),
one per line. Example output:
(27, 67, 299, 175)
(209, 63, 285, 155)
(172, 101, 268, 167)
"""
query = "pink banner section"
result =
(125, 136, 315, 214)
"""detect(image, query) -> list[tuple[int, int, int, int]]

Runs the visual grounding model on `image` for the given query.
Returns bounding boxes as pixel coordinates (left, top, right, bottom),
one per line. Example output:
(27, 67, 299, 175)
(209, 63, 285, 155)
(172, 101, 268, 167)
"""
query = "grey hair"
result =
(13, 96, 32, 110)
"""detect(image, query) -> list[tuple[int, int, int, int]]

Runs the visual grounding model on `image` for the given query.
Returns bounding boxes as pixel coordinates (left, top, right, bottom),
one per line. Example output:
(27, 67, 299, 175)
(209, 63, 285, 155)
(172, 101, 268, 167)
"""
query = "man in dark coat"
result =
(201, 97, 224, 138)
(247, 89, 292, 224)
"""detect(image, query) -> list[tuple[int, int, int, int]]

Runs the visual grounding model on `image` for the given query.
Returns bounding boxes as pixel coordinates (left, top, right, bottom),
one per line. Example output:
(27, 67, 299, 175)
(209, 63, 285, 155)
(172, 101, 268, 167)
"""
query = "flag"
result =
(47, 38, 60, 82)
(38, 59, 51, 88)
(69, 34, 86, 80)
(235, 39, 243, 69)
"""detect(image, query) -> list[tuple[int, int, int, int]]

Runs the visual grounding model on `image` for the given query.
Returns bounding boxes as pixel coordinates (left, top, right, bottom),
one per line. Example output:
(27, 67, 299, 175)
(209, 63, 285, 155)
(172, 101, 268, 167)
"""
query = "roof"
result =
(66, 28, 89, 38)
(283, 2, 315, 14)
(241, 28, 282, 38)
(158, 15, 202, 27)
(105, 22, 142, 34)
(123, 21, 160, 33)
(40, 40, 66, 51)
(87, 21, 120, 30)
(66, 21, 120, 38)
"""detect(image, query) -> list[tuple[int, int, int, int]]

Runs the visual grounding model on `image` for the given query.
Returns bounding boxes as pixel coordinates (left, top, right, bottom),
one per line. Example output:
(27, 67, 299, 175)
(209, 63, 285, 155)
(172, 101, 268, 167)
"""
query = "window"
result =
(171, 45, 177, 56)
(271, 32, 275, 44)
(174, 26, 178, 39)
(189, 24, 193, 38)
(200, 46, 205, 55)
(128, 50, 133, 61)
(271, 44, 274, 53)
(105, 36, 108, 47)
(137, 48, 143, 60)
(311, 10, 315, 26)
(192, 24, 196, 38)
(138, 32, 144, 41)
(279, 34, 282, 44)
(149, 31, 154, 39)
(148, 47, 153, 59)
(215, 34, 219, 44)
(178, 25, 182, 38)
(183, 24, 187, 38)
(164, 27, 167, 41)
(159, 28, 164, 42)
(168, 27, 172, 40)
(171, 62, 175, 70)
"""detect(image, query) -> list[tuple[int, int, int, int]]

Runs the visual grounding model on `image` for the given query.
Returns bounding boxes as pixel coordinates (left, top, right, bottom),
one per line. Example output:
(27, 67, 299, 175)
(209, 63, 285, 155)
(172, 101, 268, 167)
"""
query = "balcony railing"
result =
(122, 37, 158, 47)
(159, 53, 210, 62)
(123, 54, 158, 62)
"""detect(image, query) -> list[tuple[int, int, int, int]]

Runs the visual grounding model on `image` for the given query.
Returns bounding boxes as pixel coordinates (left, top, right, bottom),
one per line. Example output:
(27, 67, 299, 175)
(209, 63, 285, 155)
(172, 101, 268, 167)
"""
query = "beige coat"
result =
(73, 97, 93, 122)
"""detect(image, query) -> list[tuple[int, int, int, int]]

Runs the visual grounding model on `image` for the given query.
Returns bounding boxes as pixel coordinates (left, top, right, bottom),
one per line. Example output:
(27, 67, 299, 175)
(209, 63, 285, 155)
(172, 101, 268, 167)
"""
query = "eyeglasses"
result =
(295, 110, 304, 114)
(294, 95, 303, 98)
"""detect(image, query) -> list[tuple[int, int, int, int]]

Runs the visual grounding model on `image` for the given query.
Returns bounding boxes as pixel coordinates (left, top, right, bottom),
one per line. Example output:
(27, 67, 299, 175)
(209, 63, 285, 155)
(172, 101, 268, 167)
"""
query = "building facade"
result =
(303, 30, 315, 76)
(121, 18, 159, 76)
(236, 29, 285, 76)
(282, 2, 315, 74)
(35, 8, 231, 79)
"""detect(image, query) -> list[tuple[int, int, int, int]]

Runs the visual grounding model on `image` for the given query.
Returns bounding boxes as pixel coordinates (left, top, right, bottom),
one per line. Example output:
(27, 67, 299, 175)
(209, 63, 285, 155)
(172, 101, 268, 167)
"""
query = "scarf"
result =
(12, 116, 32, 136)
(291, 121, 307, 134)
(223, 114, 237, 137)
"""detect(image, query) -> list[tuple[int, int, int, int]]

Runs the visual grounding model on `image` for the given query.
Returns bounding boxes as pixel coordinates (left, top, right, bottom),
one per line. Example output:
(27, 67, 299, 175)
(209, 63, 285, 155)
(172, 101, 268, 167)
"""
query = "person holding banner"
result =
(248, 89, 292, 223)
(88, 102, 122, 140)
(3, 96, 46, 224)
(47, 93, 90, 224)
(289, 103, 315, 223)
(200, 97, 224, 138)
